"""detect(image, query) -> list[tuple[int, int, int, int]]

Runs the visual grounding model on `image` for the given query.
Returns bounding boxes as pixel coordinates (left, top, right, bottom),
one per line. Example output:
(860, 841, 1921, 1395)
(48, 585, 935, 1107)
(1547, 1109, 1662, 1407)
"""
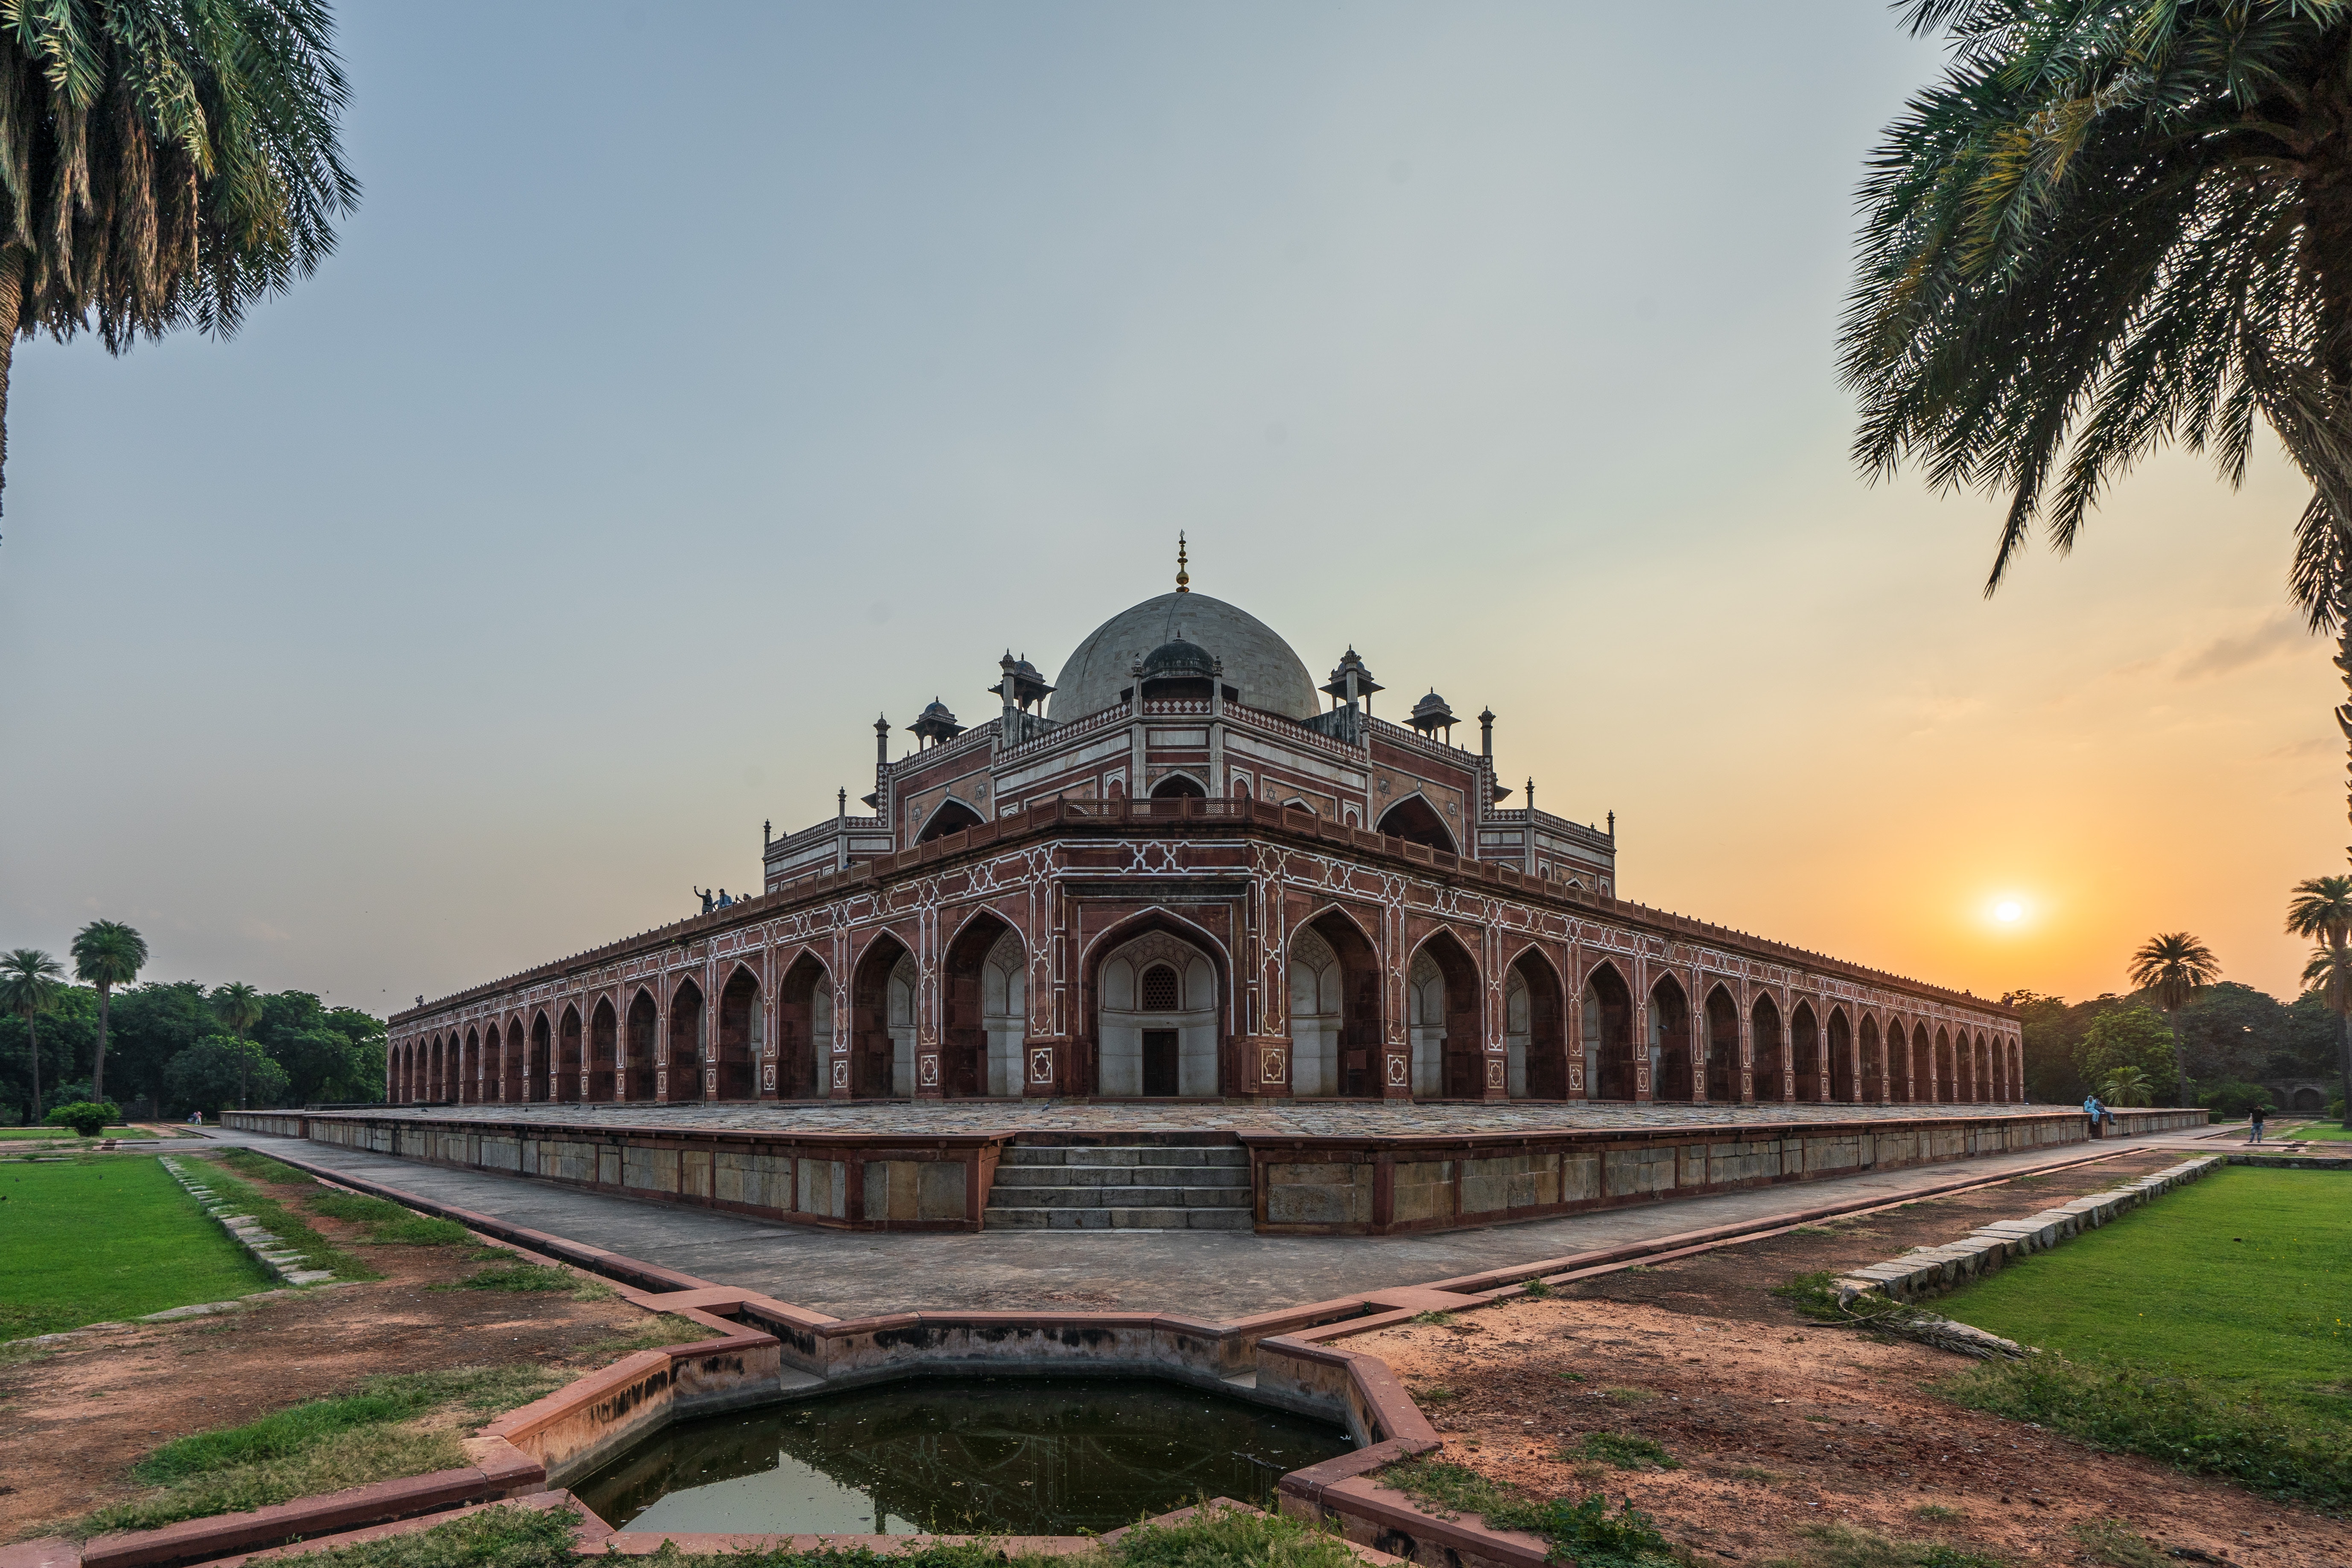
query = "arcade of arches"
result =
(389, 926, 2021, 1110)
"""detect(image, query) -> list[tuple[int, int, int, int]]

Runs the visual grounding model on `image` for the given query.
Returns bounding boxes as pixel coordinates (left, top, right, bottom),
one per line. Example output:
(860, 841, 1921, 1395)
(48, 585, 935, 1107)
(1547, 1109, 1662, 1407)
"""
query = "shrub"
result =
(44, 1101, 120, 1137)
(2196, 1080, 2275, 1118)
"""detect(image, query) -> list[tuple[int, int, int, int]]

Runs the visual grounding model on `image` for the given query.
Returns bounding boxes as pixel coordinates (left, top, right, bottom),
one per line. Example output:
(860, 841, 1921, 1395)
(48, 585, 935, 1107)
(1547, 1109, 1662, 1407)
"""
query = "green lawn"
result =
(0, 1125, 140, 1140)
(2279, 1120, 2352, 1140)
(1937, 1167, 2348, 1416)
(0, 1156, 273, 1340)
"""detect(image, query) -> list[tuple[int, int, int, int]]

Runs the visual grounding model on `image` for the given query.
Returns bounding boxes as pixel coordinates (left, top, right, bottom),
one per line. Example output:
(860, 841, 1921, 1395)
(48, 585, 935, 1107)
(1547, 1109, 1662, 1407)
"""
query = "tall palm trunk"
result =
(92, 983, 110, 1103)
(2168, 1008, 2188, 1109)
(2337, 929, 2352, 1128)
(0, 247, 19, 516)
(25, 1011, 40, 1122)
(2339, 561, 2352, 1128)
(238, 1030, 248, 1111)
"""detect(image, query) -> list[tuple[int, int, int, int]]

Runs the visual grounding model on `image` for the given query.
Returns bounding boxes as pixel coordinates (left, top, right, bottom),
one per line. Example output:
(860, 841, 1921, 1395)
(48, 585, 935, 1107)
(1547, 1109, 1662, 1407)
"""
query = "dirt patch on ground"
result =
(0, 1153, 672, 1539)
(1352, 1147, 2352, 1566)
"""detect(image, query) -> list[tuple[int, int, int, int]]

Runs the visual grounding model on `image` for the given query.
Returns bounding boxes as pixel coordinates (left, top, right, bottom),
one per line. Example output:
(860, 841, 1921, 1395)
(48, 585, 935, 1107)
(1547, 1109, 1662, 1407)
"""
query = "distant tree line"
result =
(2006, 982, 2338, 1113)
(0, 922, 382, 1123)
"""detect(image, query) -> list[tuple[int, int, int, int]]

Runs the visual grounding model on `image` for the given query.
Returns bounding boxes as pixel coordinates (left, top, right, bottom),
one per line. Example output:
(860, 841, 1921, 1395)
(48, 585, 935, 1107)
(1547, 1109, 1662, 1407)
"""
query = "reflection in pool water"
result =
(574, 1375, 1353, 1536)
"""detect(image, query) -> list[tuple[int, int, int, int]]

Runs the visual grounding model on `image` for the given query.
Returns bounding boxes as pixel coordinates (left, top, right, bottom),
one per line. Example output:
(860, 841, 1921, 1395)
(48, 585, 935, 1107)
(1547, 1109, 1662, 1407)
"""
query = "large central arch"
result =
(1090, 918, 1224, 1096)
(1375, 794, 1457, 853)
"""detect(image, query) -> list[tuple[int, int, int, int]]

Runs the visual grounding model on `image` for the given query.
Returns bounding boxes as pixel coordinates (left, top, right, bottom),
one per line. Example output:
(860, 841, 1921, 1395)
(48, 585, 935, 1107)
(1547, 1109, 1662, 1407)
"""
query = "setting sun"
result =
(1995, 900, 2024, 923)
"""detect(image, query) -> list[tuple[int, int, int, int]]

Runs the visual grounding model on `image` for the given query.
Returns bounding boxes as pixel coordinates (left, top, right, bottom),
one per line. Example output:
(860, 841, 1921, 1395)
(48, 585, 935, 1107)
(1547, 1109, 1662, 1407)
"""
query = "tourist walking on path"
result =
(2248, 1104, 2267, 1145)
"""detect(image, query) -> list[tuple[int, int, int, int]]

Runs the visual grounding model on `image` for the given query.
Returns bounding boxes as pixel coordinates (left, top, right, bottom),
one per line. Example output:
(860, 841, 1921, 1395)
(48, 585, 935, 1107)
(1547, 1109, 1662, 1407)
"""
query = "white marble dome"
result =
(1050, 591, 1320, 722)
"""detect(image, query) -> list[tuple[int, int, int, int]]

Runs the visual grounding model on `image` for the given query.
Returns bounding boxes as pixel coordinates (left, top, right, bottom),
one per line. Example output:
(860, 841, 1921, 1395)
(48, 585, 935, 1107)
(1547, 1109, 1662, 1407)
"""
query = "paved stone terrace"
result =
(363, 1098, 2058, 1137)
(199, 1122, 2238, 1321)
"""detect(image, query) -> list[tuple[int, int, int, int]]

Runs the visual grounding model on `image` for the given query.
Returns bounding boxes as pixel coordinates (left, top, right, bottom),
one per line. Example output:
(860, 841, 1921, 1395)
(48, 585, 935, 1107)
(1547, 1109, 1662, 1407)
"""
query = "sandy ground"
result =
(1351, 1149, 2352, 1567)
(0, 1153, 673, 1540)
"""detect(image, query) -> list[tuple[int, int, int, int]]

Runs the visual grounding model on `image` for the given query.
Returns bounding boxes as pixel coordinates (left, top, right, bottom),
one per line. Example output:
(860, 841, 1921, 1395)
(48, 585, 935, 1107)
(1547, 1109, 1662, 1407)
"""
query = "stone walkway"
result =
(199, 1124, 2199, 1323)
(362, 1098, 2056, 1138)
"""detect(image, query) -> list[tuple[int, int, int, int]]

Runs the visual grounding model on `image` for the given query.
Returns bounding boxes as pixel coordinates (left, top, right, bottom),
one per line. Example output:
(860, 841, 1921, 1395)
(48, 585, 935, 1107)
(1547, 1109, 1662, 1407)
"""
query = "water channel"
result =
(574, 1375, 1354, 1536)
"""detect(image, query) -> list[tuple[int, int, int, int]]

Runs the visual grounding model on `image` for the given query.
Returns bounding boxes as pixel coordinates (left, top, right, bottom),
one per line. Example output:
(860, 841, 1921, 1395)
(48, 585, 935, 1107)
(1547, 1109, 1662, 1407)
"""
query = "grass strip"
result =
(220, 1150, 479, 1248)
(184, 1161, 381, 1283)
(1577, 1432, 1679, 1470)
(432, 1262, 616, 1299)
(1939, 1354, 2351, 1511)
(306, 1191, 474, 1247)
(1758, 1522, 2007, 1567)
(1378, 1458, 1679, 1568)
(80, 1366, 570, 1537)
(219, 1148, 318, 1185)
(248, 1499, 1364, 1568)
(0, 1156, 274, 1340)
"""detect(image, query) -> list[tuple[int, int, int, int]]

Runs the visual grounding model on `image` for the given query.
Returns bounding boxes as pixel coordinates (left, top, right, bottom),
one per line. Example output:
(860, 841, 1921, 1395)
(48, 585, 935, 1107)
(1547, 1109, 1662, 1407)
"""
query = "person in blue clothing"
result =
(2083, 1092, 2104, 1138)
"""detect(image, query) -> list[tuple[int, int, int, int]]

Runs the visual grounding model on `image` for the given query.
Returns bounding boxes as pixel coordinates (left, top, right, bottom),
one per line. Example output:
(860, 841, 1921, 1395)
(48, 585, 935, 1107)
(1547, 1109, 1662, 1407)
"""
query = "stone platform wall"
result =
(224, 1109, 1004, 1232)
(223, 1105, 2206, 1236)
(1243, 1107, 2209, 1234)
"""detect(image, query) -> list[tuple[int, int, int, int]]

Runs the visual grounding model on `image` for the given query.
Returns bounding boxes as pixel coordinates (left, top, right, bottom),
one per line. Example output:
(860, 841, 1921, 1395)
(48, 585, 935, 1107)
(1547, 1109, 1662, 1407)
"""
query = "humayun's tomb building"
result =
(384, 558, 2025, 1118)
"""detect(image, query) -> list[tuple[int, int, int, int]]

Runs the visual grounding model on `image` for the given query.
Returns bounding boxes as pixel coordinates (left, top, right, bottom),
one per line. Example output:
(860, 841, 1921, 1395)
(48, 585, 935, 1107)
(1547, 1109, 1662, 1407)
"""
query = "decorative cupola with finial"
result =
(1175, 530, 1189, 593)
(1321, 647, 1382, 715)
(1407, 689, 1457, 742)
(907, 698, 964, 748)
(990, 651, 1054, 713)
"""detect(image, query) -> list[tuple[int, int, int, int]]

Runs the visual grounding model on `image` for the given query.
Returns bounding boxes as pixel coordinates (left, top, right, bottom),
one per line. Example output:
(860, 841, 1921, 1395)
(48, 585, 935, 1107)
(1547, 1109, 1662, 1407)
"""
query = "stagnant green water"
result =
(575, 1375, 1353, 1536)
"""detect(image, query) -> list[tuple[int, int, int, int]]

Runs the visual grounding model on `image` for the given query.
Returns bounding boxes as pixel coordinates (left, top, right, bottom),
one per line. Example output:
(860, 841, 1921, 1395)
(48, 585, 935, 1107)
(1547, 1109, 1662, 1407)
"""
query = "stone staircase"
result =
(982, 1136, 1255, 1230)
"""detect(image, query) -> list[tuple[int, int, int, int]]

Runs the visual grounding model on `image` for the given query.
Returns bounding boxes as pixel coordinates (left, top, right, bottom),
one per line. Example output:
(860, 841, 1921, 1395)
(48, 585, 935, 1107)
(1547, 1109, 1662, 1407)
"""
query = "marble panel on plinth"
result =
(1392, 1159, 1455, 1223)
(798, 1157, 846, 1218)
(1265, 1161, 1373, 1225)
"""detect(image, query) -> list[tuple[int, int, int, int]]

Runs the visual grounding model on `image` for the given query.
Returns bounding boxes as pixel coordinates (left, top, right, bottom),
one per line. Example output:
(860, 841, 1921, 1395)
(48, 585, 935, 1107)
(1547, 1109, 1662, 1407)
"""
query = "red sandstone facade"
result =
(389, 583, 2020, 1109)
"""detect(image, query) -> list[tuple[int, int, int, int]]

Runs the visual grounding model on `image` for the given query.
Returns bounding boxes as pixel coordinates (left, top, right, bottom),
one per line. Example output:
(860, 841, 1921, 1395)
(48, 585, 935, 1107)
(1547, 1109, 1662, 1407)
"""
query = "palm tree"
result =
(1842, 6, 2352, 864)
(2098, 1065, 2153, 1109)
(0, 947, 63, 1123)
(2287, 874, 2352, 1124)
(2127, 933, 2222, 1105)
(69, 920, 144, 1103)
(0, 2, 359, 512)
(211, 981, 264, 1110)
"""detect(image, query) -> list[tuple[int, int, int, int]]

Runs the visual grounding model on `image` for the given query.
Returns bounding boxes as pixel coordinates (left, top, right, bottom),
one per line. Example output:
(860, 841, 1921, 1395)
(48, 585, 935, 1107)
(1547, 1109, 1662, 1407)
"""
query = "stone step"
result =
(983, 1183, 1253, 1209)
(992, 1164, 1244, 1189)
(999, 1145, 1248, 1168)
(980, 1204, 1256, 1231)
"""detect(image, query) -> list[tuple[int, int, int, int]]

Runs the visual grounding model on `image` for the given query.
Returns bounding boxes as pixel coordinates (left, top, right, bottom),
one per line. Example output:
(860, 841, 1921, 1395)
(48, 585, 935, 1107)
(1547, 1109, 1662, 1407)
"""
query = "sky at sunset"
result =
(0, 3, 2336, 1018)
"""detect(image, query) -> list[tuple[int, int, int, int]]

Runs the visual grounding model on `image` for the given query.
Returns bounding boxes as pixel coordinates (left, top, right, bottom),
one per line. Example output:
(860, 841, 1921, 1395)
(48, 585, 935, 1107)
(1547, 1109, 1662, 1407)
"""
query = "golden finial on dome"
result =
(1175, 531, 1190, 593)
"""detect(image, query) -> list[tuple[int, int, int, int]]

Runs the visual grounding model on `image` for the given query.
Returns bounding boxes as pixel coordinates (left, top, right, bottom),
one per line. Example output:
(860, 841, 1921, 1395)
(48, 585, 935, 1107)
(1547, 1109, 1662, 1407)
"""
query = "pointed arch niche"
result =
(1583, 962, 1636, 1100)
(942, 914, 1025, 1097)
(1095, 927, 1221, 1097)
(1289, 910, 1382, 1097)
